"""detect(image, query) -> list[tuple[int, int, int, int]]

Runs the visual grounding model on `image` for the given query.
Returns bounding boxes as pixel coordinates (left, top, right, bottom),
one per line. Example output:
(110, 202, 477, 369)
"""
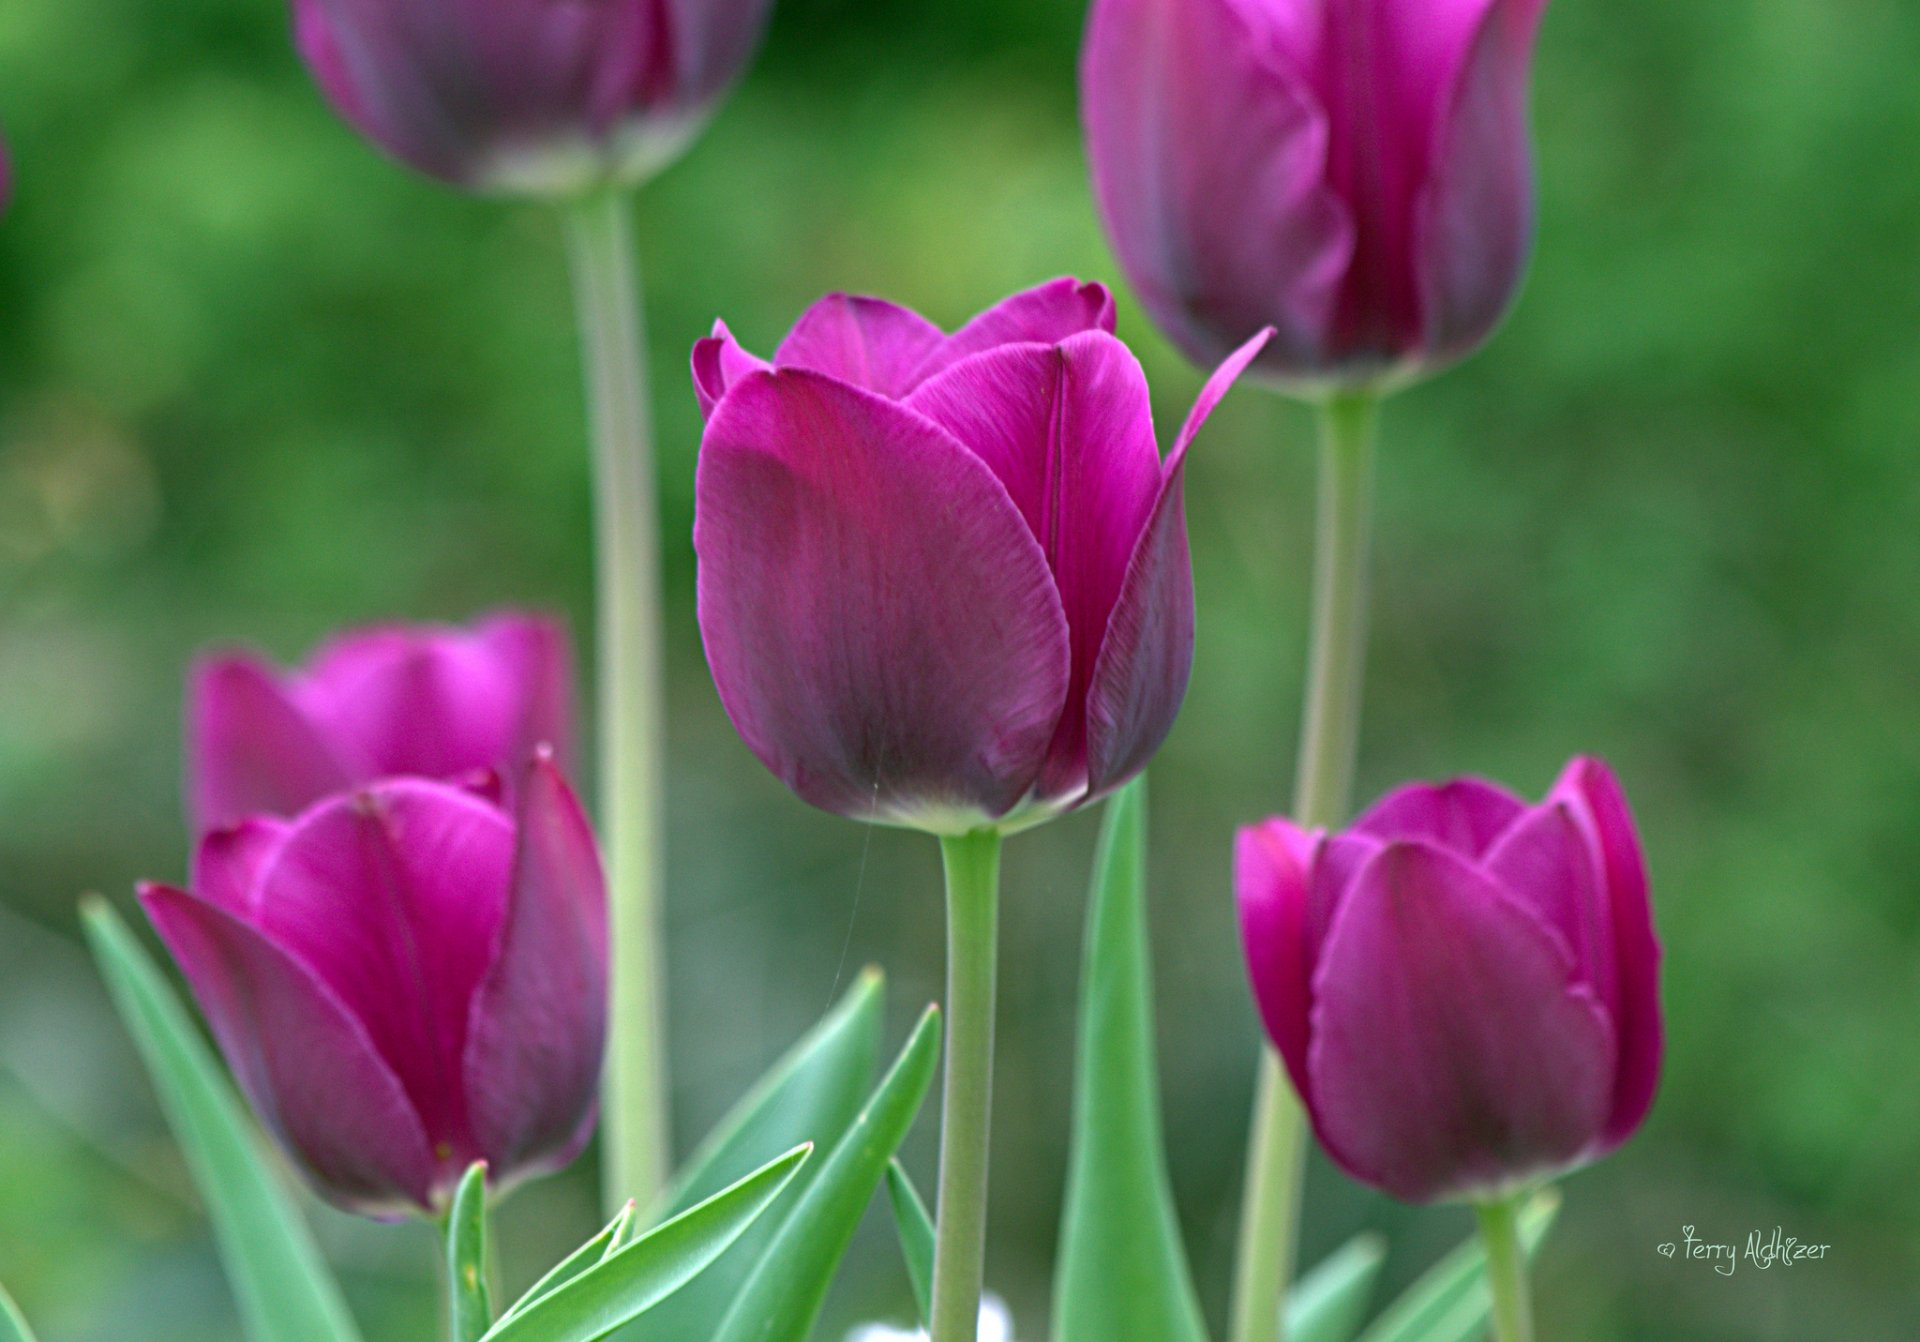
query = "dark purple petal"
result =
(692, 319, 772, 418)
(141, 883, 440, 1214)
(464, 753, 607, 1178)
(1306, 842, 1615, 1203)
(694, 370, 1070, 828)
(1484, 799, 1617, 1015)
(910, 278, 1117, 385)
(773, 294, 946, 399)
(189, 655, 353, 831)
(1352, 776, 1526, 858)
(1236, 819, 1323, 1103)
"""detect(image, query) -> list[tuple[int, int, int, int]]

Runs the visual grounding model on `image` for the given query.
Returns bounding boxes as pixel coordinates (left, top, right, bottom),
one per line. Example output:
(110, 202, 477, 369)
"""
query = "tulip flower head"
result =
(691, 279, 1271, 834)
(1237, 757, 1662, 1204)
(142, 753, 607, 1216)
(293, 0, 774, 194)
(189, 612, 573, 832)
(1082, 0, 1549, 392)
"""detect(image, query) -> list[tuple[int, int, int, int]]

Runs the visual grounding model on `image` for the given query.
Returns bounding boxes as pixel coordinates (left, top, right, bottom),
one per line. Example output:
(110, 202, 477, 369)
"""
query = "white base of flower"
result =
(846, 1294, 1014, 1342)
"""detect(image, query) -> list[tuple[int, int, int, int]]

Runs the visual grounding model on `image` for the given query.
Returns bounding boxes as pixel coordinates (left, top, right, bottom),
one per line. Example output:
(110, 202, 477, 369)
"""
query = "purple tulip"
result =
(691, 279, 1271, 832)
(1082, 0, 1548, 388)
(293, 0, 773, 193)
(189, 612, 573, 833)
(142, 753, 607, 1216)
(1237, 757, 1662, 1203)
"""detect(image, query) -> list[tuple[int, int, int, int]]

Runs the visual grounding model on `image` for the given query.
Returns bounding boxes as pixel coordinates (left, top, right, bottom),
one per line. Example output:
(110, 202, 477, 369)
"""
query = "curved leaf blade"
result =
(1052, 780, 1209, 1342)
(447, 1162, 493, 1342)
(710, 1005, 943, 1342)
(884, 1159, 936, 1327)
(1285, 1234, 1387, 1342)
(81, 898, 363, 1342)
(1356, 1191, 1559, 1342)
(1, 1282, 40, 1342)
(500, 1206, 636, 1325)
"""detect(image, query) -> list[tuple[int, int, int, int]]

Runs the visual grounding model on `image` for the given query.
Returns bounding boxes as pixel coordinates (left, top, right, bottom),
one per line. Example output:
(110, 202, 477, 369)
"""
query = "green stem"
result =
(929, 830, 1003, 1342)
(1228, 391, 1380, 1342)
(1476, 1197, 1536, 1342)
(565, 189, 671, 1214)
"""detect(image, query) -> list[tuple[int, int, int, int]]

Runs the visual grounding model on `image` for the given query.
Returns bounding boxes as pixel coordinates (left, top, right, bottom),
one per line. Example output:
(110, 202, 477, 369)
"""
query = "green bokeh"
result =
(2, 1, 1917, 1339)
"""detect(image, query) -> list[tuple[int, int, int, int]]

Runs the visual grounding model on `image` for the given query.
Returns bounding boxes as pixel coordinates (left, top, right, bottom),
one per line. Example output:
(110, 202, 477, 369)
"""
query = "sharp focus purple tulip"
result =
(142, 754, 607, 1216)
(293, 0, 773, 193)
(690, 278, 1272, 833)
(1082, 0, 1548, 388)
(1237, 757, 1662, 1203)
(189, 612, 573, 833)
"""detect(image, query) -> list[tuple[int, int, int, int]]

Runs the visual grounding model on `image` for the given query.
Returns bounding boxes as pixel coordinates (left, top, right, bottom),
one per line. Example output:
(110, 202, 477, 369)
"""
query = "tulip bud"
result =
(1082, 0, 1548, 391)
(188, 612, 573, 833)
(292, 0, 774, 194)
(142, 753, 607, 1216)
(691, 279, 1270, 834)
(1237, 757, 1662, 1203)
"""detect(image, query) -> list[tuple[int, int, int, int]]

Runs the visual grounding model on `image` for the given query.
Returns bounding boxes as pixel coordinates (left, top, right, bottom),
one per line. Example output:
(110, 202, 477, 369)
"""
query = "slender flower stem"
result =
(565, 189, 671, 1214)
(1476, 1197, 1536, 1342)
(1229, 391, 1380, 1342)
(929, 829, 1003, 1342)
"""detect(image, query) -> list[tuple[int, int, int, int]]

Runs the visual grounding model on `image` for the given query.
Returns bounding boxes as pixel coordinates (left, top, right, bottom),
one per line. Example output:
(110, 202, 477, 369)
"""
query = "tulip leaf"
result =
(481, 1145, 811, 1342)
(81, 898, 364, 1342)
(883, 1159, 936, 1326)
(1051, 780, 1210, 1342)
(446, 1162, 493, 1342)
(618, 967, 885, 1342)
(1284, 1234, 1386, 1342)
(499, 1207, 635, 1325)
(1, 1281, 40, 1342)
(1355, 1191, 1559, 1342)
(710, 1004, 943, 1342)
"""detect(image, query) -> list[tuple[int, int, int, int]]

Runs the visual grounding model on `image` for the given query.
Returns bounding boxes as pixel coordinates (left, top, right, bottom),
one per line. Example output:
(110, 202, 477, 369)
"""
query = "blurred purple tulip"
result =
(293, 0, 774, 193)
(1237, 757, 1662, 1203)
(142, 753, 607, 1216)
(189, 612, 573, 833)
(1082, 0, 1548, 389)
(691, 279, 1271, 832)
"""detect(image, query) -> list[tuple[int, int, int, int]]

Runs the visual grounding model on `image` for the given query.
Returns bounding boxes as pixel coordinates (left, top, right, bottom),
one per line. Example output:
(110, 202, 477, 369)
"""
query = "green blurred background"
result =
(2, 0, 1917, 1337)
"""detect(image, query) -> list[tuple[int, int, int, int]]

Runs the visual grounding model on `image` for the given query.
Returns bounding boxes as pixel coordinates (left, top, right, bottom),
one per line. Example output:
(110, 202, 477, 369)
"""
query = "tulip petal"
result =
(1416, 0, 1548, 360)
(1352, 776, 1525, 858)
(1307, 842, 1615, 1203)
(1484, 800, 1617, 1018)
(1083, 330, 1269, 794)
(464, 754, 608, 1178)
(1556, 757, 1663, 1148)
(695, 370, 1070, 828)
(189, 655, 354, 831)
(693, 319, 773, 417)
(192, 819, 294, 916)
(141, 883, 439, 1214)
(911, 278, 1117, 385)
(905, 332, 1162, 798)
(253, 781, 512, 1148)
(1236, 820, 1322, 1101)
(1081, 0, 1350, 370)
(476, 612, 576, 774)
(774, 295, 946, 399)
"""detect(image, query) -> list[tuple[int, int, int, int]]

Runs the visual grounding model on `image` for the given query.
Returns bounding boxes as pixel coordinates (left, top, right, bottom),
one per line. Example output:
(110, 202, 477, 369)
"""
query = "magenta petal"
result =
(141, 883, 439, 1214)
(464, 754, 607, 1178)
(1236, 819, 1323, 1102)
(692, 319, 773, 418)
(253, 781, 512, 1146)
(1081, 0, 1350, 371)
(1557, 757, 1663, 1148)
(189, 655, 353, 831)
(694, 370, 1071, 828)
(911, 278, 1118, 385)
(1352, 777, 1527, 859)
(1416, 0, 1549, 361)
(1307, 842, 1616, 1203)
(193, 819, 293, 916)
(475, 612, 576, 774)
(1484, 800, 1617, 1016)
(773, 294, 946, 398)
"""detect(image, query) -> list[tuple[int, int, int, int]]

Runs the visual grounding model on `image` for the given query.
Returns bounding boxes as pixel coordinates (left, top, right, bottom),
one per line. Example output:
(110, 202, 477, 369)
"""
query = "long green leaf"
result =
(482, 1145, 811, 1342)
(500, 1206, 635, 1325)
(883, 1159, 935, 1327)
(81, 898, 362, 1342)
(0, 1282, 39, 1342)
(619, 968, 885, 1342)
(1052, 780, 1210, 1342)
(1356, 1192, 1559, 1342)
(710, 1005, 943, 1342)
(447, 1162, 493, 1342)
(1284, 1235, 1386, 1342)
